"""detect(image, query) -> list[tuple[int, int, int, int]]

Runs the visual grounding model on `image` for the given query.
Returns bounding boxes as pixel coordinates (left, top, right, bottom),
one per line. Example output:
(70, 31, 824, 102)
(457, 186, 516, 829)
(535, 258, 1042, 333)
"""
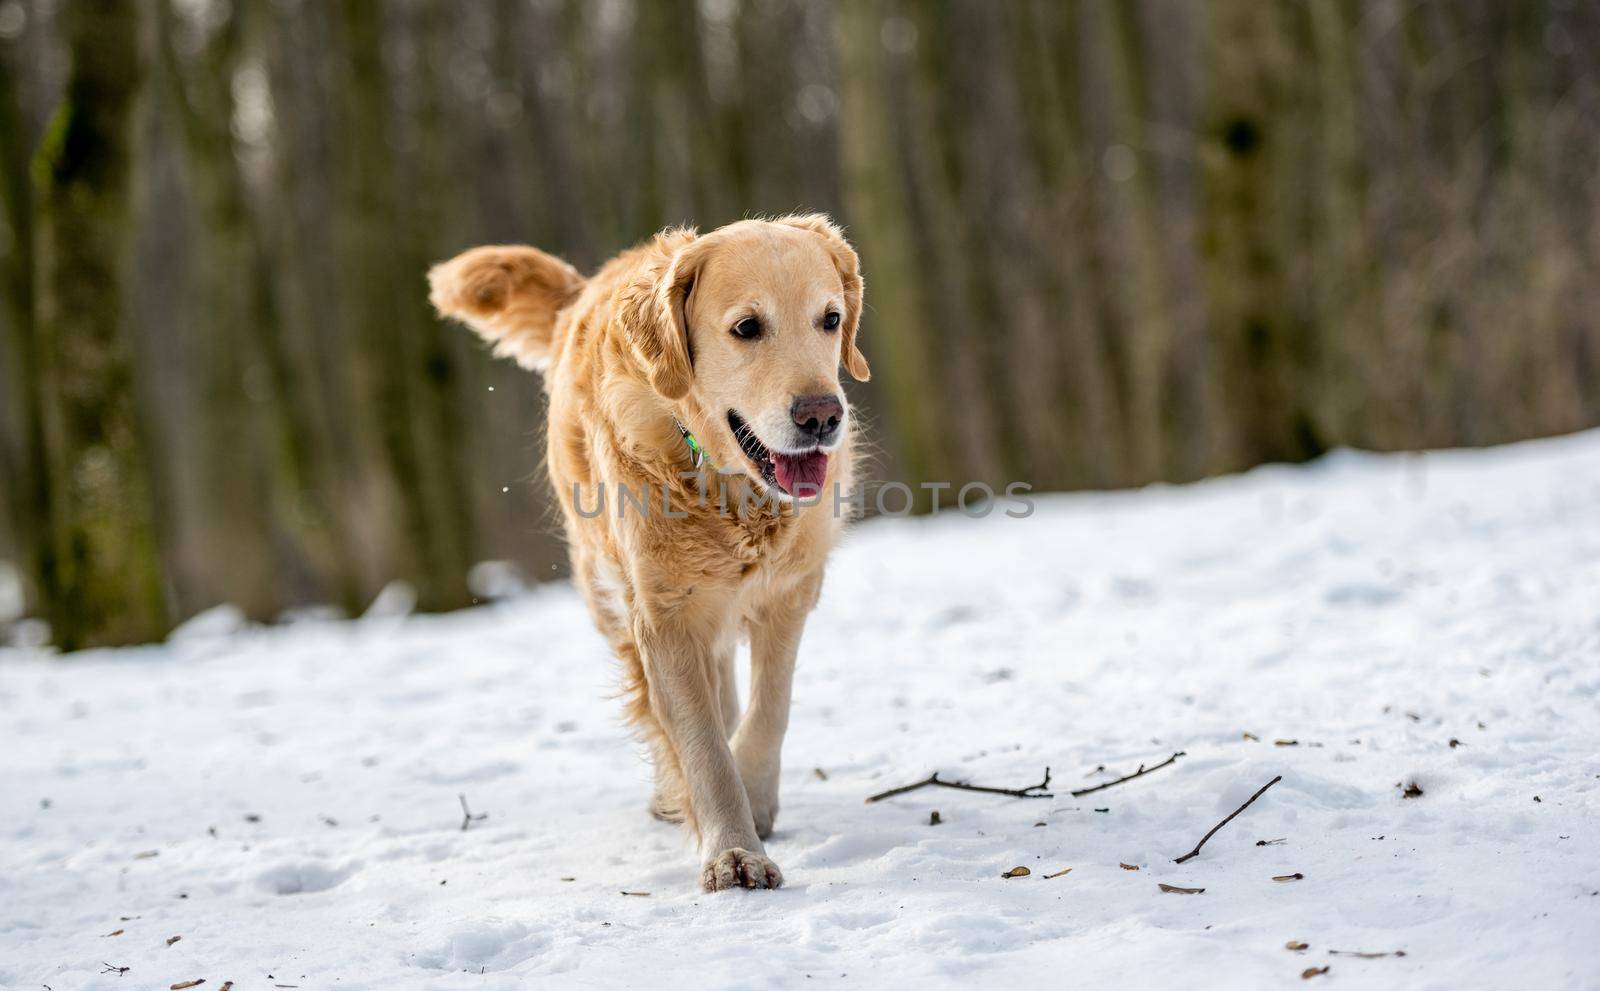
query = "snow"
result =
(4, 430, 1599, 990)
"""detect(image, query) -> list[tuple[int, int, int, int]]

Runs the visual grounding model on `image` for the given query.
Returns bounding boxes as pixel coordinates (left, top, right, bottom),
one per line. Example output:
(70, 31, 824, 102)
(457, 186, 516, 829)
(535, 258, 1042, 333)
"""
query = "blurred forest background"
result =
(2, 0, 1599, 649)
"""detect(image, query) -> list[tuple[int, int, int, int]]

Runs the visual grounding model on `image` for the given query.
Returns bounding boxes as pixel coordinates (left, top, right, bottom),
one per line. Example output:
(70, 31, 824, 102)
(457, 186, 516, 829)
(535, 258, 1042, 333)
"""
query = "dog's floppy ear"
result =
(428, 245, 585, 371)
(777, 213, 870, 382)
(617, 229, 705, 401)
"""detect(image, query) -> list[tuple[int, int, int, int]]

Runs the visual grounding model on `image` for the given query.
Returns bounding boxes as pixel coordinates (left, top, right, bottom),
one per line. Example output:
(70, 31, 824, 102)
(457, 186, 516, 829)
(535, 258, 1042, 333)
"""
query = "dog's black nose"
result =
(791, 394, 843, 440)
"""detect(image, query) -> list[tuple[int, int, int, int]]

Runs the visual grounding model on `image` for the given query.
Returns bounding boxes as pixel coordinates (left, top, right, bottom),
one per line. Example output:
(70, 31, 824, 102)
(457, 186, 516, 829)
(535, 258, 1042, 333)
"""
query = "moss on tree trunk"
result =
(31, 0, 167, 649)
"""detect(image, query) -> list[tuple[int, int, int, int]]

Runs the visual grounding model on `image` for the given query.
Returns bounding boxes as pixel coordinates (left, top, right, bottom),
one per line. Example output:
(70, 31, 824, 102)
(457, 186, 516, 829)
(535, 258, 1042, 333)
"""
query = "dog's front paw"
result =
(701, 848, 783, 891)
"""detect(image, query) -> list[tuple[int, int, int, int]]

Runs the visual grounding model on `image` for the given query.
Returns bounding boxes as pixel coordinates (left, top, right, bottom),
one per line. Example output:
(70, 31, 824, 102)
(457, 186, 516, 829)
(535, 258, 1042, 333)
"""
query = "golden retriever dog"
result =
(428, 215, 869, 890)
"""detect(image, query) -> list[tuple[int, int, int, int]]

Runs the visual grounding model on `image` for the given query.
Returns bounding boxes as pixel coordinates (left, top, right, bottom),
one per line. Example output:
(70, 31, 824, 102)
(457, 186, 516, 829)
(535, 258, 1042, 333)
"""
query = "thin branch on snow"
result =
(459, 794, 488, 831)
(1069, 751, 1185, 797)
(1172, 774, 1283, 864)
(1328, 949, 1407, 959)
(865, 767, 1053, 803)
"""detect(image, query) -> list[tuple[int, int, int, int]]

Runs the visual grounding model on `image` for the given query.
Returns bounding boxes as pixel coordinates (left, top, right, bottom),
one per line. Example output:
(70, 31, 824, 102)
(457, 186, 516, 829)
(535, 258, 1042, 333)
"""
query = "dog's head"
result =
(622, 214, 869, 499)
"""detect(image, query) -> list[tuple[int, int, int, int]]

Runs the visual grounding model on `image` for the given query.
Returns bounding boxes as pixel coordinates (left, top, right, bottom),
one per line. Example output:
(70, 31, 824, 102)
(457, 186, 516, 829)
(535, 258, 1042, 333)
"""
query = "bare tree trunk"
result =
(0, 32, 47, 615)
(398, 1, 477, 610)
(31, 0, 167, 648)
(1197, 0, 1322, 470)
(1009, 0, 1123, 487)
(154, 0, 280, 621)
(1085, 0, 1180, 483)
(835, 1, 942, 492)
(252, 0, 370, 615)
(329, 1, 470, 612)
(1305, 0, 1377, 450)
(897, 1, 1008, 488)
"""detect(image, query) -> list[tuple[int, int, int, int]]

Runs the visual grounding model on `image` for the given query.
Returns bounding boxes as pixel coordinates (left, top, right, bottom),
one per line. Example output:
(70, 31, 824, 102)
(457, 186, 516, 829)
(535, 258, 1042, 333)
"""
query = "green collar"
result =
(672, 417, 714, 469)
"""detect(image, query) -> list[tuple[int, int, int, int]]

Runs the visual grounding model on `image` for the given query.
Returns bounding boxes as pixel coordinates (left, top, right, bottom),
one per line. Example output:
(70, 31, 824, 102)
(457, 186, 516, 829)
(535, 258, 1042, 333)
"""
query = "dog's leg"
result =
(639, 628, 780, 891)
(715, 644, 741, 739)
(651, 643, 735, 821)
(731, 577, 818, 840)
(646, 736, 689, 825)
(607, 630, 688, 825)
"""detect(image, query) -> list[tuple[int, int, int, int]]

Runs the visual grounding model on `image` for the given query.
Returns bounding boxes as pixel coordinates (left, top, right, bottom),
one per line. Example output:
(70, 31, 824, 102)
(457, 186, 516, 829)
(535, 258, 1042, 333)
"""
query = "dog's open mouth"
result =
(727, 410, 828, 497)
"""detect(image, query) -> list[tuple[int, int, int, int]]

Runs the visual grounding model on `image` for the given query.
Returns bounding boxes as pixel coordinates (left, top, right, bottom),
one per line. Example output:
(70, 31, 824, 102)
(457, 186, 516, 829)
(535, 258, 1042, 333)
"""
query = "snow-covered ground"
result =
(4, 431, 1599, 990)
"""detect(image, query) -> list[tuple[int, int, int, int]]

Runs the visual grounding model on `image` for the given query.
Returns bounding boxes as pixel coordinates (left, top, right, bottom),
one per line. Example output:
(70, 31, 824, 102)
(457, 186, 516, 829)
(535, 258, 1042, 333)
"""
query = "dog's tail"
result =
(427, 245, 586, 371)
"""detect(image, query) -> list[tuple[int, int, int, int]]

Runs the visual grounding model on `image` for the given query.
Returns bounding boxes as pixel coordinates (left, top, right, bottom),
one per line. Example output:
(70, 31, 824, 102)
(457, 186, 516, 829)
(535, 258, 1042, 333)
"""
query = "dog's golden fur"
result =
(429, 215, 868, 890)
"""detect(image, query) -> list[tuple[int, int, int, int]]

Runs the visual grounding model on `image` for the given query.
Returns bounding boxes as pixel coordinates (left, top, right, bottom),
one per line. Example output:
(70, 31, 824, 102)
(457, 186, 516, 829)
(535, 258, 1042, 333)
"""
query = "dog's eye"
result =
(731, 317, 762, 340)
(822, 311, 841, 331)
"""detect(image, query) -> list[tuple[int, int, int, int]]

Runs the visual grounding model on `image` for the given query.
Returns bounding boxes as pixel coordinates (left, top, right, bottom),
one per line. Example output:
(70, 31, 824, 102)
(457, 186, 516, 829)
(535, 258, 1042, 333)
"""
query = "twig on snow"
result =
(1329, 949, 1406, 959)
(1069, 752, 1185, 797)
(1172, 775, 1283, 864)
(459, 794, 488, 831)
(865, 767, 1052, 803)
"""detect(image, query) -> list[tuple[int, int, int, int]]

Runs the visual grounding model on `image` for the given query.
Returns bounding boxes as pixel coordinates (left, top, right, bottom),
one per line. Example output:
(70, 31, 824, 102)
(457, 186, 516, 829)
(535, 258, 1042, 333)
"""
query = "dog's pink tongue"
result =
(773, 451, 829, 496)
